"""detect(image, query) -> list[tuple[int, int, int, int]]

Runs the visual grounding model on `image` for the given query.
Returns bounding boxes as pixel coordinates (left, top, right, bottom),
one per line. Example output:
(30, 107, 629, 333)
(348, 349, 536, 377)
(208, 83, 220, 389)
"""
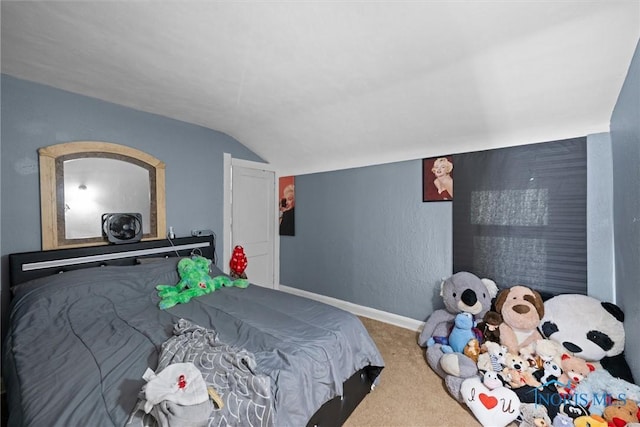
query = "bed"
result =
(3, 236, 384, 426)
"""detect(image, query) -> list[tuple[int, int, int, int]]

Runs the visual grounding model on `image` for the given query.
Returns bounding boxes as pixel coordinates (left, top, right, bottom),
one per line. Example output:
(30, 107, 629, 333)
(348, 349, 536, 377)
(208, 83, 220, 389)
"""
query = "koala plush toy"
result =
(418, 271, 498, 401)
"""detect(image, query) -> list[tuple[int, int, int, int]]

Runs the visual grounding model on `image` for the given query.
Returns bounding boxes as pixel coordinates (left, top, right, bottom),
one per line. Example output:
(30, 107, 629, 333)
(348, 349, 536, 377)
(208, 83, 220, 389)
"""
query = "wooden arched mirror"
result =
(39, 141, 166, 250)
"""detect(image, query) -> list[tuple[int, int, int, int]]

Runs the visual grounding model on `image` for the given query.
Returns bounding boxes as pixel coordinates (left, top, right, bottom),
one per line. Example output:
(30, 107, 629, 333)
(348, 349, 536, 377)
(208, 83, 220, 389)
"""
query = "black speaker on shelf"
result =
(101, 213, 143, 244)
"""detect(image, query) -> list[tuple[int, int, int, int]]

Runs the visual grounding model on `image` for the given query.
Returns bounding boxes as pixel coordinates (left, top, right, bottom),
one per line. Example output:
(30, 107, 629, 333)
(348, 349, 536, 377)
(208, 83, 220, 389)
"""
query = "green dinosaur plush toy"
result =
(156, 256, 249, 310)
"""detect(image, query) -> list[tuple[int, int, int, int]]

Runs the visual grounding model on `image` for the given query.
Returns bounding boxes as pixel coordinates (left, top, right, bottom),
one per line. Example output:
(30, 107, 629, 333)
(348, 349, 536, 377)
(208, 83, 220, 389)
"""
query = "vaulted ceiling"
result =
(2, 1, 639, 175)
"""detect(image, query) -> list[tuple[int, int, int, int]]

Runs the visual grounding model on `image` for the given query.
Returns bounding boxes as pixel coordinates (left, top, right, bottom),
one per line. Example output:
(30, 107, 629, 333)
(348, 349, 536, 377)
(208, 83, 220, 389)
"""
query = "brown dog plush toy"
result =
(495, 285, 545, 355)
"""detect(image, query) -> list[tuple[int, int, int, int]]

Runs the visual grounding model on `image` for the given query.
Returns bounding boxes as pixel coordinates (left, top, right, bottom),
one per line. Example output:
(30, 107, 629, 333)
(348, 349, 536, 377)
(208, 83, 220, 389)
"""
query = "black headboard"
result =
(9, 236, 216, 287)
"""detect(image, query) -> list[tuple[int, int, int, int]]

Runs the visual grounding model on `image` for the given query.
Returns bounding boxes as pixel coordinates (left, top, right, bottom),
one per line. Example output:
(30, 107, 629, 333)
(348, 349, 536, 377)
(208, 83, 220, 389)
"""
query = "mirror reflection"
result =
(39, 141, 166, 250)
(63, 158, 151, 239)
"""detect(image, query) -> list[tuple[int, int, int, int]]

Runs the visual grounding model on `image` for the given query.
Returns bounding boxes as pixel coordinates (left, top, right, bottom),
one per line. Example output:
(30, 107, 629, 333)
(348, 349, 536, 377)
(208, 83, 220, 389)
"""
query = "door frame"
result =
(223, 153, 280, 288)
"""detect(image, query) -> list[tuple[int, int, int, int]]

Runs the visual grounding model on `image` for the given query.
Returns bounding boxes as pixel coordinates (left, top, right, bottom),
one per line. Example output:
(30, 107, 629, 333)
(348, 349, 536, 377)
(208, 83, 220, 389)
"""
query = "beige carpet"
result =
(344, 316, 481, 427)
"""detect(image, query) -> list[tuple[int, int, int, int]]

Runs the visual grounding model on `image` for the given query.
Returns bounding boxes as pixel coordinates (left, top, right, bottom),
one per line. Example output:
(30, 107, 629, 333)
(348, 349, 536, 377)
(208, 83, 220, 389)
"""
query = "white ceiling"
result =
(2, 1, 639, 175)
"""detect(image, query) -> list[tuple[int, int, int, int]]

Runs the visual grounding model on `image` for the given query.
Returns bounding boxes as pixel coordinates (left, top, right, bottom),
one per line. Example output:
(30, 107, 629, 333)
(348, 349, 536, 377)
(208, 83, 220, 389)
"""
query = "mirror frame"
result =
(39, 141, 166, 250)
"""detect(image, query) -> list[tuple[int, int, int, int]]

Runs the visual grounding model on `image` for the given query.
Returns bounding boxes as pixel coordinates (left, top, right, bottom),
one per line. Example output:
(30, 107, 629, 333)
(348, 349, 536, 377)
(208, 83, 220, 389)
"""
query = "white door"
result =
(223, 155, 278, 288)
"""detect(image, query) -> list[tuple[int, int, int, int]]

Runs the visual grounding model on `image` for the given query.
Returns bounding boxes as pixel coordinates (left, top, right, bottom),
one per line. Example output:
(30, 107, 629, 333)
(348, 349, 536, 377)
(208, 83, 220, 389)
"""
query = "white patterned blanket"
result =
(131, 319, 273, 427)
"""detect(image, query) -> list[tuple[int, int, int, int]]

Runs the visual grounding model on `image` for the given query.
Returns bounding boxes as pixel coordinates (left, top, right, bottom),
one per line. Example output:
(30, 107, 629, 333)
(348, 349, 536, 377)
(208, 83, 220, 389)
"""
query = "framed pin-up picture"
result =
(423, 156, 454, 202)
(279, 176, 295, 236)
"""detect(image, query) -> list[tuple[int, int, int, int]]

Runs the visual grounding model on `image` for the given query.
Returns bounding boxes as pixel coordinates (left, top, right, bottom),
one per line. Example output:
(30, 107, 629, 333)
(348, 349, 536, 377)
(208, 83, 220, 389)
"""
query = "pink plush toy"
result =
(557, 353, 595, 396)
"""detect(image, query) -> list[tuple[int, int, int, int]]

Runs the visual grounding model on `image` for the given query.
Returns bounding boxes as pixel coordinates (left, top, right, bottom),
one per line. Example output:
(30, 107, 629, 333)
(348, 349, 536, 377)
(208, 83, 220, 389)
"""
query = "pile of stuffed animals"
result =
(418, 272, 640, 427)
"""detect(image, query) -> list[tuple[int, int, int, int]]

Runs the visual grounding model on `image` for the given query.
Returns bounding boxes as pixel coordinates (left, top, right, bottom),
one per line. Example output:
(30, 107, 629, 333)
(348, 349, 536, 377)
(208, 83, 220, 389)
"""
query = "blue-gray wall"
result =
(587, 132, 615, 303)
(280, 138, 617, 324)
(280, 161, 452, 321)
(611, 39, 640, 382)
(1, 74, 263, 335)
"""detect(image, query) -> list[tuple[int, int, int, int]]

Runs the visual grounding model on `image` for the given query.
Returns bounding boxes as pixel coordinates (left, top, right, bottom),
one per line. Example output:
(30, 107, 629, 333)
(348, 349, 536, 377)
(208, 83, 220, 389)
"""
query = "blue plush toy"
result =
(552, 414, 574, 427)
(574, 368, 640, 415)
(440, 312, 475, 354)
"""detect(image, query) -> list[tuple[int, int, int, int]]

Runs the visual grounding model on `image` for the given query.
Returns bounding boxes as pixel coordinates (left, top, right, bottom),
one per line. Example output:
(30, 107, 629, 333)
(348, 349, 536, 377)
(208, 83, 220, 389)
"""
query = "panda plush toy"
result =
(540, 294, 635, 384)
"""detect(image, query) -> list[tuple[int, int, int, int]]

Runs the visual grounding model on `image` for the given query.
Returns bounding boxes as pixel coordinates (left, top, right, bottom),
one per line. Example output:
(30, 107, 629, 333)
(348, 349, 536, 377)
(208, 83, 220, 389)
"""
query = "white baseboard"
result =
(278, 285, 424, 332)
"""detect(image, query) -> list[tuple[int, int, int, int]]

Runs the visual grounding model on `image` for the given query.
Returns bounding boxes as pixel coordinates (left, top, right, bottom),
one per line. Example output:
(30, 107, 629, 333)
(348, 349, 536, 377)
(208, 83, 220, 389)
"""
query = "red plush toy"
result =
(230, 245, 248, 279)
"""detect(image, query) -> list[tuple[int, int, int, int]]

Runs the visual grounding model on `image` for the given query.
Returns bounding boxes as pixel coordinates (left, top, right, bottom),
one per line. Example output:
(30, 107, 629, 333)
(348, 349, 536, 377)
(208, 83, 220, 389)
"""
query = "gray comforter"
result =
(3, 258, 384, 427)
